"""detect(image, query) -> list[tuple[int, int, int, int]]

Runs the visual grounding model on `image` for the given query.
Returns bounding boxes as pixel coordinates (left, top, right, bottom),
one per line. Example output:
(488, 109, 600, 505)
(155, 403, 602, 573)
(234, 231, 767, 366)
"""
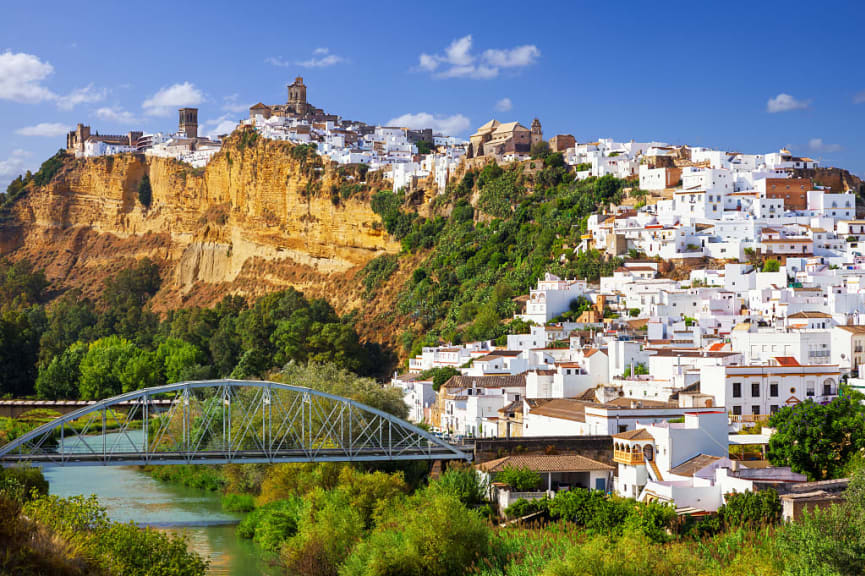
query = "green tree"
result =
(97, 258, 161, 346)
(496, 465, 542, 491)
(37, 290, 98, 366)
(420, 366, 460, 391)
(762, 259, 781, 272)
(78, 335, 144, 399)
(341, 490, 491, 576)
(719, 489, 782, 529)
(427, 465, 487, 508)
(138, 174, 152, 208)
(530, 141, 551, 159)
(0, 305, 46, 396)
(768, 390, 865, 480)
(157, 337, 208, 383)
(35, 341, 88, 399)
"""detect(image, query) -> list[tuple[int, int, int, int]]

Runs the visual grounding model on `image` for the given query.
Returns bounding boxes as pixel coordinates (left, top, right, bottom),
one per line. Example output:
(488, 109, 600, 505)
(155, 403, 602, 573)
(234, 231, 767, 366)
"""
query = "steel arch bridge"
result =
(0, 380, 469, 467)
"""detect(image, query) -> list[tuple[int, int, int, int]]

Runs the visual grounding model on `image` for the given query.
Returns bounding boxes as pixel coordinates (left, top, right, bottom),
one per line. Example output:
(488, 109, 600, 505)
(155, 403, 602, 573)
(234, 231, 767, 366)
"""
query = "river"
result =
(43, 430, 280, 575)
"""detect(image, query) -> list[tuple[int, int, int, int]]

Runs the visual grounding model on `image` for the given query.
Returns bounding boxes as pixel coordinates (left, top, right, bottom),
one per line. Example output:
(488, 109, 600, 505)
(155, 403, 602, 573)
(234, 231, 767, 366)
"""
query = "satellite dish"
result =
(643, 444, 655, 462)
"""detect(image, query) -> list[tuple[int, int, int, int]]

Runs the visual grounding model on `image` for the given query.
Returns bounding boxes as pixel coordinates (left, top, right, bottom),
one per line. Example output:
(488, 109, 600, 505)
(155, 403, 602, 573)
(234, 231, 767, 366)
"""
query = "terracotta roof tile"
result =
(478, 454, 613, 473)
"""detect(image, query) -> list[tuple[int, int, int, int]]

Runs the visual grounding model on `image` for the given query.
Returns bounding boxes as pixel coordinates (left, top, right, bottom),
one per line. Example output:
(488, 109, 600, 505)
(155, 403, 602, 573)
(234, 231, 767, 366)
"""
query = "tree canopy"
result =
(768, 389, 865, 480)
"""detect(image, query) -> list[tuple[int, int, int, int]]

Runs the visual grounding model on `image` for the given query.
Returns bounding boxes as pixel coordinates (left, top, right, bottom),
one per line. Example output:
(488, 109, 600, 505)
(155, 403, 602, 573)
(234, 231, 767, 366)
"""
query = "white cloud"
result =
(267, 48, 345, 69)
(221, 94, 249, 113)
(387, 112, 470, 136)
(808, 138, 842, 153)
(482, 45, 540, 68)
(203, 114, 239, 138)
(95, 106, 139, 124)
(0, 51, 56, 102)
(56, 83, 106, 110)
(0, 149, 34, 188)
(142, 82, 204, 116)
(854, 91, 865, 104)
(265, 56, 291, 67)
(15, 122, 71, 137)
(415, 35, 540, 80)
(495, 97, 512, 112)
(767, 93, 810, 113)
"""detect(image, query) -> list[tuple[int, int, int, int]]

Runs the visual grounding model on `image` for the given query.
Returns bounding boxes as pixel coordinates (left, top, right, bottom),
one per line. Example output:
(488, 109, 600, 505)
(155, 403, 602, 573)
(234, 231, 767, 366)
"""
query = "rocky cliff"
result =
(0, 132, 402, 335)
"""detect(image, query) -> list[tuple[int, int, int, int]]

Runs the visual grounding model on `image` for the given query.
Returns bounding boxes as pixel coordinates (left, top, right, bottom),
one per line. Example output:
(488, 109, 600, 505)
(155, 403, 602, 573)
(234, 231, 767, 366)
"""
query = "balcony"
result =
(614, 449, 644, 465)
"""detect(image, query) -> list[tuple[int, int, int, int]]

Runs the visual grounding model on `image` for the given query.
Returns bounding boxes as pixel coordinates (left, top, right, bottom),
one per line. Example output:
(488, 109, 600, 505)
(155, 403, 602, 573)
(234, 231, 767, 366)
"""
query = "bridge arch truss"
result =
(0, 380, 469, 467)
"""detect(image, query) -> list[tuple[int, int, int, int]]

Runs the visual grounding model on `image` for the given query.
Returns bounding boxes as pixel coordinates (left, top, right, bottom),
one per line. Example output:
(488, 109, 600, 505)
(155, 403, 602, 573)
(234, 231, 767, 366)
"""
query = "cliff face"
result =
(0, 134, 400, 322)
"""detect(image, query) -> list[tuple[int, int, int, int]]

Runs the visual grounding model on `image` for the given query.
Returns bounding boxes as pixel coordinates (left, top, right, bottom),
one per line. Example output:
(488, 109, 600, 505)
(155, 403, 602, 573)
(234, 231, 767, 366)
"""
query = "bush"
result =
(496, 465, 542, 491)
(505, 497, 549, 519)
(428, 466, 487, 507)
(138, 174, 152, 208)
(341, 491, 491, 576)
(762, 259, 781, 273)
(23, 493, 207, 575)
(360, 254, 399, 298)
(719, 489, 782, 529)
(237, 497, 303, 551)
(221, 492, 255, 513)
(420, 366, 459, 392)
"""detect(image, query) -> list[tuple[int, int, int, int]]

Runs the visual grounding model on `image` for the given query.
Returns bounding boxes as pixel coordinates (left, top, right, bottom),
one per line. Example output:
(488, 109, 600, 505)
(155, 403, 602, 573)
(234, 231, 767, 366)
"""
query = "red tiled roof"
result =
(478, 454, 613, 473)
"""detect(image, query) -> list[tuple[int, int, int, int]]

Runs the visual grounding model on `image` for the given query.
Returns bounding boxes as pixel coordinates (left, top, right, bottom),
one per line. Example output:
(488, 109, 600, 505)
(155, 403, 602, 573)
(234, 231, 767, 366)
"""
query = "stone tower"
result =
(287, 77, 308, 116)
(531, 118, 543, 147)
(178, 108, 198, 139)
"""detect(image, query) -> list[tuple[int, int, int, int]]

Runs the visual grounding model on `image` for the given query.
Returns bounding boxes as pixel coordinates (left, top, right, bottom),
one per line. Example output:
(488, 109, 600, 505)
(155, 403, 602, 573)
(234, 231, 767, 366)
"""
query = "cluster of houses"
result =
(243, 77, 467, 193)
(393, 164, 865, 514)
(66, 107, 223, 168)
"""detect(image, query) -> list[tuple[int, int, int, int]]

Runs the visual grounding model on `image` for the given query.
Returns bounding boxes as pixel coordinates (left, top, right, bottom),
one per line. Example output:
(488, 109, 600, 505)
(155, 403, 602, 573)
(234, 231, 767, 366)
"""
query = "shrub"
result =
(221, 492, 255, 513)
(237, 497, 303, 551)
(719, 489, 782, 529)
(428, 466, 487, 507)
(496, 465, 542, 492)
(341, 491, 490, 576)
(505, 497, 549, 519)
(138, 174, 152, 208)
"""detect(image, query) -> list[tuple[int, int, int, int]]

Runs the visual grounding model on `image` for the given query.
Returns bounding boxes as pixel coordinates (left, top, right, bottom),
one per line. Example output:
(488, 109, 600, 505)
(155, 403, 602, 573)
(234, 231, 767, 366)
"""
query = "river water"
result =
(43, 430, 280, 575)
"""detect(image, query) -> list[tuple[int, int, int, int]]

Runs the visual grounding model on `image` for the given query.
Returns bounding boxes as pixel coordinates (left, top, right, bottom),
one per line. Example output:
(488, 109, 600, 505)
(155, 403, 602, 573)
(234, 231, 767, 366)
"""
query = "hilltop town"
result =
(7, 70, 865, 540)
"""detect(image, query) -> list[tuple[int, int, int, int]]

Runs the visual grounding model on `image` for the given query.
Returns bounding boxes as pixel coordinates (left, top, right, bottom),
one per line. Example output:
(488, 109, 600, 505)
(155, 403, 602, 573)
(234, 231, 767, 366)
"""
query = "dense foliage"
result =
(768, 389, 865, 480)
(0, 469, 206, 576)
(371, 165, 626, 354)
(0, 258, 391, 400)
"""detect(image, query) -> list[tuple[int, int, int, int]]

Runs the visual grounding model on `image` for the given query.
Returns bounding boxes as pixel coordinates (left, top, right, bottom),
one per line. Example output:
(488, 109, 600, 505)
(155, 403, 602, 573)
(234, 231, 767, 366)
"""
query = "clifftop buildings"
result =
(66, 125, 142, 157)
(468, 118, 543, 159)
(248, 77, 336, 122)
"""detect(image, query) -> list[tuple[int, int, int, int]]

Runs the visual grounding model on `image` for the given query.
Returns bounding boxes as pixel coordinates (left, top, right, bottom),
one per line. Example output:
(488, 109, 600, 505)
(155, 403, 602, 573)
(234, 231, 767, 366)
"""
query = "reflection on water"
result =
(44, 433, 279, 576)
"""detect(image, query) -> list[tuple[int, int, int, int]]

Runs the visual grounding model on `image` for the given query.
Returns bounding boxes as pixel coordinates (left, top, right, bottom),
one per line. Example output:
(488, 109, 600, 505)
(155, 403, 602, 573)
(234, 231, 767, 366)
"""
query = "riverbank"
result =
(44, 465, 280, 576)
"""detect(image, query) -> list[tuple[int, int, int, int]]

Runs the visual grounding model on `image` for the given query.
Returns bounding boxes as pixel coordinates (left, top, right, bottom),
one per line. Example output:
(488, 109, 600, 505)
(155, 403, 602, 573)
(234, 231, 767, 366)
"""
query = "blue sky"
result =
(1, 0, 864, 188)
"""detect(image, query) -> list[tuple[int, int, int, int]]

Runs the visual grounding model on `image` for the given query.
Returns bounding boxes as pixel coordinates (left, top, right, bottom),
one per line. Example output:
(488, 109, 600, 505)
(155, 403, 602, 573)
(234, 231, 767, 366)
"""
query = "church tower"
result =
(287, 77, 308, 116)
(531, 118, 543, 147)
(178, 108, 198, 139)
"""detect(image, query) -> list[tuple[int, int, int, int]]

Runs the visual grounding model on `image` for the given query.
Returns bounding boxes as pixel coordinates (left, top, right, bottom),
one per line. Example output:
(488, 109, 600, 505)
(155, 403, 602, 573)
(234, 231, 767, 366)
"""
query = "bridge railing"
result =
(0, 380, 470, 466)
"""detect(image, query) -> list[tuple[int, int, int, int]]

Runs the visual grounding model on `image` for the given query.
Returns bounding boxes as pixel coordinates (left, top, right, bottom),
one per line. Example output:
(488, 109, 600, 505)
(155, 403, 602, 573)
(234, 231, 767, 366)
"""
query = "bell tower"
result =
(531, 118, 543, 147)
(178, 108, 198, 139)
(287, 77, 308, 115)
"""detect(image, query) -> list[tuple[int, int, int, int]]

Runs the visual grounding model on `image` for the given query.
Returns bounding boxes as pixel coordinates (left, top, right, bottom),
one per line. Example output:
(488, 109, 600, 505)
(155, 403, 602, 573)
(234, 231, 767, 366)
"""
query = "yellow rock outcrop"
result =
(0, 134, 400, 317)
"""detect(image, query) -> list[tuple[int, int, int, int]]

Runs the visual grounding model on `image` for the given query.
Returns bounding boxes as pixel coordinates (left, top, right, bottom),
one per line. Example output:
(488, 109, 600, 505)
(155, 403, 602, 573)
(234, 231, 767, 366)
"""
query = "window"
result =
(733, 382, 742, 398)
(770, 404, 779, 414)
(752, 405, 760, 415)
(732, 405, 742, 415)
(770, 383, 778, 397)
(752, 383, 760, 397)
